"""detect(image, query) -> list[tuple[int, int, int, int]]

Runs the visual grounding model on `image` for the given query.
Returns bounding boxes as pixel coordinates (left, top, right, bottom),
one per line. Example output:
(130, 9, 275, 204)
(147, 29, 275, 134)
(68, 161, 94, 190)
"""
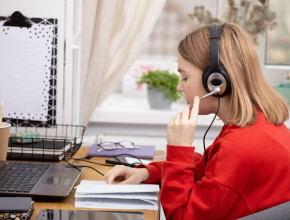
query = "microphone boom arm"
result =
(200, 87, 221, 100)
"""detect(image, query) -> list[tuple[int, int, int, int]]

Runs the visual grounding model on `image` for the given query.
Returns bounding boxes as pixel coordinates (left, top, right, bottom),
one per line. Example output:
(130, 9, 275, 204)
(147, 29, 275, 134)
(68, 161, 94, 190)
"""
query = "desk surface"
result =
(31, 147, 165, 220)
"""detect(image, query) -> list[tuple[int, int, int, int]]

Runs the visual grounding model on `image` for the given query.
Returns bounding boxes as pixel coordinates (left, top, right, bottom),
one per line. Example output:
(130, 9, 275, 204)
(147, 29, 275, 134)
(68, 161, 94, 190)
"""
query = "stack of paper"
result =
(75, 180, 160, 210)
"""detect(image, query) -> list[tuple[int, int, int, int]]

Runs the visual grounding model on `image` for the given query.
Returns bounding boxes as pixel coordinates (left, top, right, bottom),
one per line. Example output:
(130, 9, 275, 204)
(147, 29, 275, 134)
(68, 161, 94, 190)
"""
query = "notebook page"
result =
(75, 197, 158, 210)
(76, 180, 160, 194)
(75, 192, 158, 200)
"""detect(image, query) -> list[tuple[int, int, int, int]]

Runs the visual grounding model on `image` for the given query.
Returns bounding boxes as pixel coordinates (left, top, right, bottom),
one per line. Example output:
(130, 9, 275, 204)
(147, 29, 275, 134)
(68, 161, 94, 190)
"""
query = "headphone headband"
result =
(209, 23, 225, 39)
(209, 23, 225, 73)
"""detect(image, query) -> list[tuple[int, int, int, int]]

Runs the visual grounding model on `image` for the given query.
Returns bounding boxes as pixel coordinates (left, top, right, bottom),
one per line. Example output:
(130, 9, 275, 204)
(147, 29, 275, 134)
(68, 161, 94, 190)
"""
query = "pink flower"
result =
(131, 65, 160, 78)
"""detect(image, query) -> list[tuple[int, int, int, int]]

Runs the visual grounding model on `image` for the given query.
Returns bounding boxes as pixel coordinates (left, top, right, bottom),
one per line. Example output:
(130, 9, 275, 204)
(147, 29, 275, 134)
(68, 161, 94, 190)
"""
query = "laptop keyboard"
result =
(0, 161, 49, 193)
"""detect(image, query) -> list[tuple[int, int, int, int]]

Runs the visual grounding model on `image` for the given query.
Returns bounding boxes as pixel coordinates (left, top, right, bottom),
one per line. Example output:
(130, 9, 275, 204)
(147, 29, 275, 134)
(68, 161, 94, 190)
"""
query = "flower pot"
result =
(147, 87, 172, 110)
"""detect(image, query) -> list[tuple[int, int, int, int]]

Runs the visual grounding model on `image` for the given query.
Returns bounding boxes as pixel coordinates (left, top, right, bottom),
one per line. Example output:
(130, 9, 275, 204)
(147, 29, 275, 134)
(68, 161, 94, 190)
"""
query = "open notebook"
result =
(75, 180, 160, 210)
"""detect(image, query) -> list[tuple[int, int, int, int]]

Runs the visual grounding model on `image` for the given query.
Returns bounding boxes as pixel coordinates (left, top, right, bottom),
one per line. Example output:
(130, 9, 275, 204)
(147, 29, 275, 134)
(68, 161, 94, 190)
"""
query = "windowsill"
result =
(90, 93, 290, 128)
(90, 93, 224, 127)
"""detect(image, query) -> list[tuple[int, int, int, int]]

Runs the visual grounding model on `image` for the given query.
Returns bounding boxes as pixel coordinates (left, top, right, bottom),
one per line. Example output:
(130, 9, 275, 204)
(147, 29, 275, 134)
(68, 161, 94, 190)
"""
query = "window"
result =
(265, 0, 290, 65)
(90, 0, 221, 128)
(120, 0, 219, 97)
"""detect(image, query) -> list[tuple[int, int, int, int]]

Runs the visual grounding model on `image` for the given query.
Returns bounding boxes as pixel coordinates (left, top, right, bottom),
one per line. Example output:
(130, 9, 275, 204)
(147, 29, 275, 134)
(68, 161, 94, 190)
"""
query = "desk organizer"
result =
(4, 119, 86, 161)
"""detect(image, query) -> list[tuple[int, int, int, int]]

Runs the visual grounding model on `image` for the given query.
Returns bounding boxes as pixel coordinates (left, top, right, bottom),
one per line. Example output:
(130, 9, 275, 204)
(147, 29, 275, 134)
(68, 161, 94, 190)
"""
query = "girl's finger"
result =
(190, 96, 200, 122)
(168, 117, 174, 126)
(104, 165, 117, 180)
(107, 171, 124, 184)
(106, 166, 126, 184)
(174, 112, 182, 124)
(119, 176, 136, 185)
(181, 104, 191, 122)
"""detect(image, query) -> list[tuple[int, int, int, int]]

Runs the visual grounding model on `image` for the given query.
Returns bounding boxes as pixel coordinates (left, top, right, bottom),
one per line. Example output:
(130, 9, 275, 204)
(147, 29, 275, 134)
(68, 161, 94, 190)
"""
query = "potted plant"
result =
(136, 69, 182, 109)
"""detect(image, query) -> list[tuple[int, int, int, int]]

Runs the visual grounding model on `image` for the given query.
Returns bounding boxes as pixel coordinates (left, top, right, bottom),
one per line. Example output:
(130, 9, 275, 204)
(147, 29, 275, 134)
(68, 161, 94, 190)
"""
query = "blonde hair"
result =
(178, 23, 289, 126)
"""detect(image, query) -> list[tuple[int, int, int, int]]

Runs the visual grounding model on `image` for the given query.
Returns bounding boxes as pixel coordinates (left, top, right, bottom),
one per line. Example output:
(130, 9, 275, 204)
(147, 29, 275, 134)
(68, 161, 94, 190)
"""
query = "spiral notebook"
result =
(75, 180, 159, 210)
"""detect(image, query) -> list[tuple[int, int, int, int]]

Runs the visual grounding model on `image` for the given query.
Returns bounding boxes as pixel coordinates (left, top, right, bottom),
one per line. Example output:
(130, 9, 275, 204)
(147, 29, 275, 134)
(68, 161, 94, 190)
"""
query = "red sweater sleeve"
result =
(136, 161, 163, 184)
(136, 148, 203, 185)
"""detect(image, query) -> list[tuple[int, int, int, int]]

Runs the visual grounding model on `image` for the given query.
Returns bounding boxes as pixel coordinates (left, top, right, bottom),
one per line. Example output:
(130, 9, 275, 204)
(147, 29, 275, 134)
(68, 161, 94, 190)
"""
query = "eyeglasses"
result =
(96, 141, 139, 152)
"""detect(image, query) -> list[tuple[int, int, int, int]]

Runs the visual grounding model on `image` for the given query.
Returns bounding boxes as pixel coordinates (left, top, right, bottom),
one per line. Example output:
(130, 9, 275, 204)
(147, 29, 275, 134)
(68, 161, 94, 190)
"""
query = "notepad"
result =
(75, 180, 160, 210)
(88, 144, 156, 159)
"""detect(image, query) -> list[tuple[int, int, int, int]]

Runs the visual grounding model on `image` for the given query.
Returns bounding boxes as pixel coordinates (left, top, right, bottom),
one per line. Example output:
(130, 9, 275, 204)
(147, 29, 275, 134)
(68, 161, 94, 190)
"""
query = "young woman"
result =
(104, 23, 290, 219)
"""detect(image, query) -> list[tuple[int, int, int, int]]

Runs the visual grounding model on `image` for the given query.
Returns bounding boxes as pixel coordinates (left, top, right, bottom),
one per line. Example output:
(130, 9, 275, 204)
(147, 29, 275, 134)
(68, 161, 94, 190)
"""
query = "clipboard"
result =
(0, 11, 58, 126)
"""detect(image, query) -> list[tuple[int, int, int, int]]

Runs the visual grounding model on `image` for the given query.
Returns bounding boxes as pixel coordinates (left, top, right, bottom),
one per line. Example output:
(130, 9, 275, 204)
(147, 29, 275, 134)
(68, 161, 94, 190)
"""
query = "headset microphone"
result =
(200, 87, 221, 100)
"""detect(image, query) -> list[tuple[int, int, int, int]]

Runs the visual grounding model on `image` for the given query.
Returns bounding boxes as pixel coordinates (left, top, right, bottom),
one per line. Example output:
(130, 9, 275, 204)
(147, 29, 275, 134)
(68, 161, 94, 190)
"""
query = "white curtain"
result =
(80, 0, 166, 125)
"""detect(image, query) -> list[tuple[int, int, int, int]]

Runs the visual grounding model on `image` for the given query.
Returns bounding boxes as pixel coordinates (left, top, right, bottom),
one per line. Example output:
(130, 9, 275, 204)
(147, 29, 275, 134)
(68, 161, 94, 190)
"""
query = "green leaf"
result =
(136, 69, 183, 101)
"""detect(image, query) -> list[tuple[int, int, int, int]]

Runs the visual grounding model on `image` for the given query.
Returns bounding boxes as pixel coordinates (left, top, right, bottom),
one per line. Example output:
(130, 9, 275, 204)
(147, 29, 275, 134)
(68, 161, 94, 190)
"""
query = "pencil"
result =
(0, 101, 3, 127)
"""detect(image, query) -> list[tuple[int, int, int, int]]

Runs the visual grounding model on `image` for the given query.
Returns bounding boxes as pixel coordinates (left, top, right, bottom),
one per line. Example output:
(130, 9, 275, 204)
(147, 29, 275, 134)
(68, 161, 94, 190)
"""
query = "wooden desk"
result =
(31, 147, 165, 220)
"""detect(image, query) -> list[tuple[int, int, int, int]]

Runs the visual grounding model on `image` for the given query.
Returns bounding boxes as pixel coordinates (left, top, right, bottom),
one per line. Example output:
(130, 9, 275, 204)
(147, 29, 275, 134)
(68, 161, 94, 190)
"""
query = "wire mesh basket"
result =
(4, 119, 86, 161)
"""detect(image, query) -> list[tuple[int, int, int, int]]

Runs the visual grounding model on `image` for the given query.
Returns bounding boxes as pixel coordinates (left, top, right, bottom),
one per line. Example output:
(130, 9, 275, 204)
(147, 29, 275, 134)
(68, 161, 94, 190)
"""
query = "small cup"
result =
(0, 122, 11, 161)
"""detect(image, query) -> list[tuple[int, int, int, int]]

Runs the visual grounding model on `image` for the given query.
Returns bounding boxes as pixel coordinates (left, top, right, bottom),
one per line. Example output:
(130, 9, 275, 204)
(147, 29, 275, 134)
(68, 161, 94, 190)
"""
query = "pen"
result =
(0, 101, 3, 127)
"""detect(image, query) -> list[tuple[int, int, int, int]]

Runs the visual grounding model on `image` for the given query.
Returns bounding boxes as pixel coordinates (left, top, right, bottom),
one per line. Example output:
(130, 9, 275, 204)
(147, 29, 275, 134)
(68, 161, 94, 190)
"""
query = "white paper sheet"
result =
(75, 180, 160, 194)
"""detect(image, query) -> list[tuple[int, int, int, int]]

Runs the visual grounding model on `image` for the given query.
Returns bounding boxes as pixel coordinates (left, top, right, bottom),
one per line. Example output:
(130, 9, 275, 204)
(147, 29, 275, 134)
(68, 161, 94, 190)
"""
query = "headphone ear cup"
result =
(202, 65, 231, 97)
(218, 65, 231, 97)
(202, 66, 211, 93)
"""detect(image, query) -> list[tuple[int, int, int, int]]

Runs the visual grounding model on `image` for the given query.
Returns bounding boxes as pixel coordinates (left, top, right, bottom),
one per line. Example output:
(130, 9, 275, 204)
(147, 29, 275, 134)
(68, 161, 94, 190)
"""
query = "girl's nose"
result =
(177, 81, 183, 92)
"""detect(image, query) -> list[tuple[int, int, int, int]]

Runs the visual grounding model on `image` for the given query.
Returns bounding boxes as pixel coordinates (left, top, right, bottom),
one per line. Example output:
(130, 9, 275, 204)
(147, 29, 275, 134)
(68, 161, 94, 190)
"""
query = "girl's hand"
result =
(167, 96, 200, 146)
(104, 165, 149, 184)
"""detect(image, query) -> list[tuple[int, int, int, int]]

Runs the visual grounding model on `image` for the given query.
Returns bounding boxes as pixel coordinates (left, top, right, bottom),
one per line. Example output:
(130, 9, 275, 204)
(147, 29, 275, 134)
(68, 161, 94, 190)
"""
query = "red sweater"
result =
(140, 113, 290, 219)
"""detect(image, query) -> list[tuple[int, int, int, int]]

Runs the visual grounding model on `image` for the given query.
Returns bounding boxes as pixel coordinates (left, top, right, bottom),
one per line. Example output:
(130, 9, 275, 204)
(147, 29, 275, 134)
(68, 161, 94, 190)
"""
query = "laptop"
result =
(0, 161, 83, 199)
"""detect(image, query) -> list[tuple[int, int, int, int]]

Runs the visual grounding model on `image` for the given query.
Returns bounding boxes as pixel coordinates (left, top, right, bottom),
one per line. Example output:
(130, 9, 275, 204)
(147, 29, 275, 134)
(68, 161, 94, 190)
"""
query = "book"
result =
(75, 180, 160, 210)
(88, 144, 156, 159)
(8, 140, 72, 155)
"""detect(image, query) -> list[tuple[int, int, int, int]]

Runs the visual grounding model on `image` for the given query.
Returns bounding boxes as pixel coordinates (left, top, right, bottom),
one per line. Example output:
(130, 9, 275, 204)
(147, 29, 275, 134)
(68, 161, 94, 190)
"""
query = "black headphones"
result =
(202, 23, 231, 97)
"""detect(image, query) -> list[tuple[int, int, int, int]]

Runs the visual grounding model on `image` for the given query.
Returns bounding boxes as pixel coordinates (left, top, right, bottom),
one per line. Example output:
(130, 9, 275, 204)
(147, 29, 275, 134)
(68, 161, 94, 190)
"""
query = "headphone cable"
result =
(65, 157, 115, 176)
(65, 153, 143, 176)
(203, 95, 220, 166)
